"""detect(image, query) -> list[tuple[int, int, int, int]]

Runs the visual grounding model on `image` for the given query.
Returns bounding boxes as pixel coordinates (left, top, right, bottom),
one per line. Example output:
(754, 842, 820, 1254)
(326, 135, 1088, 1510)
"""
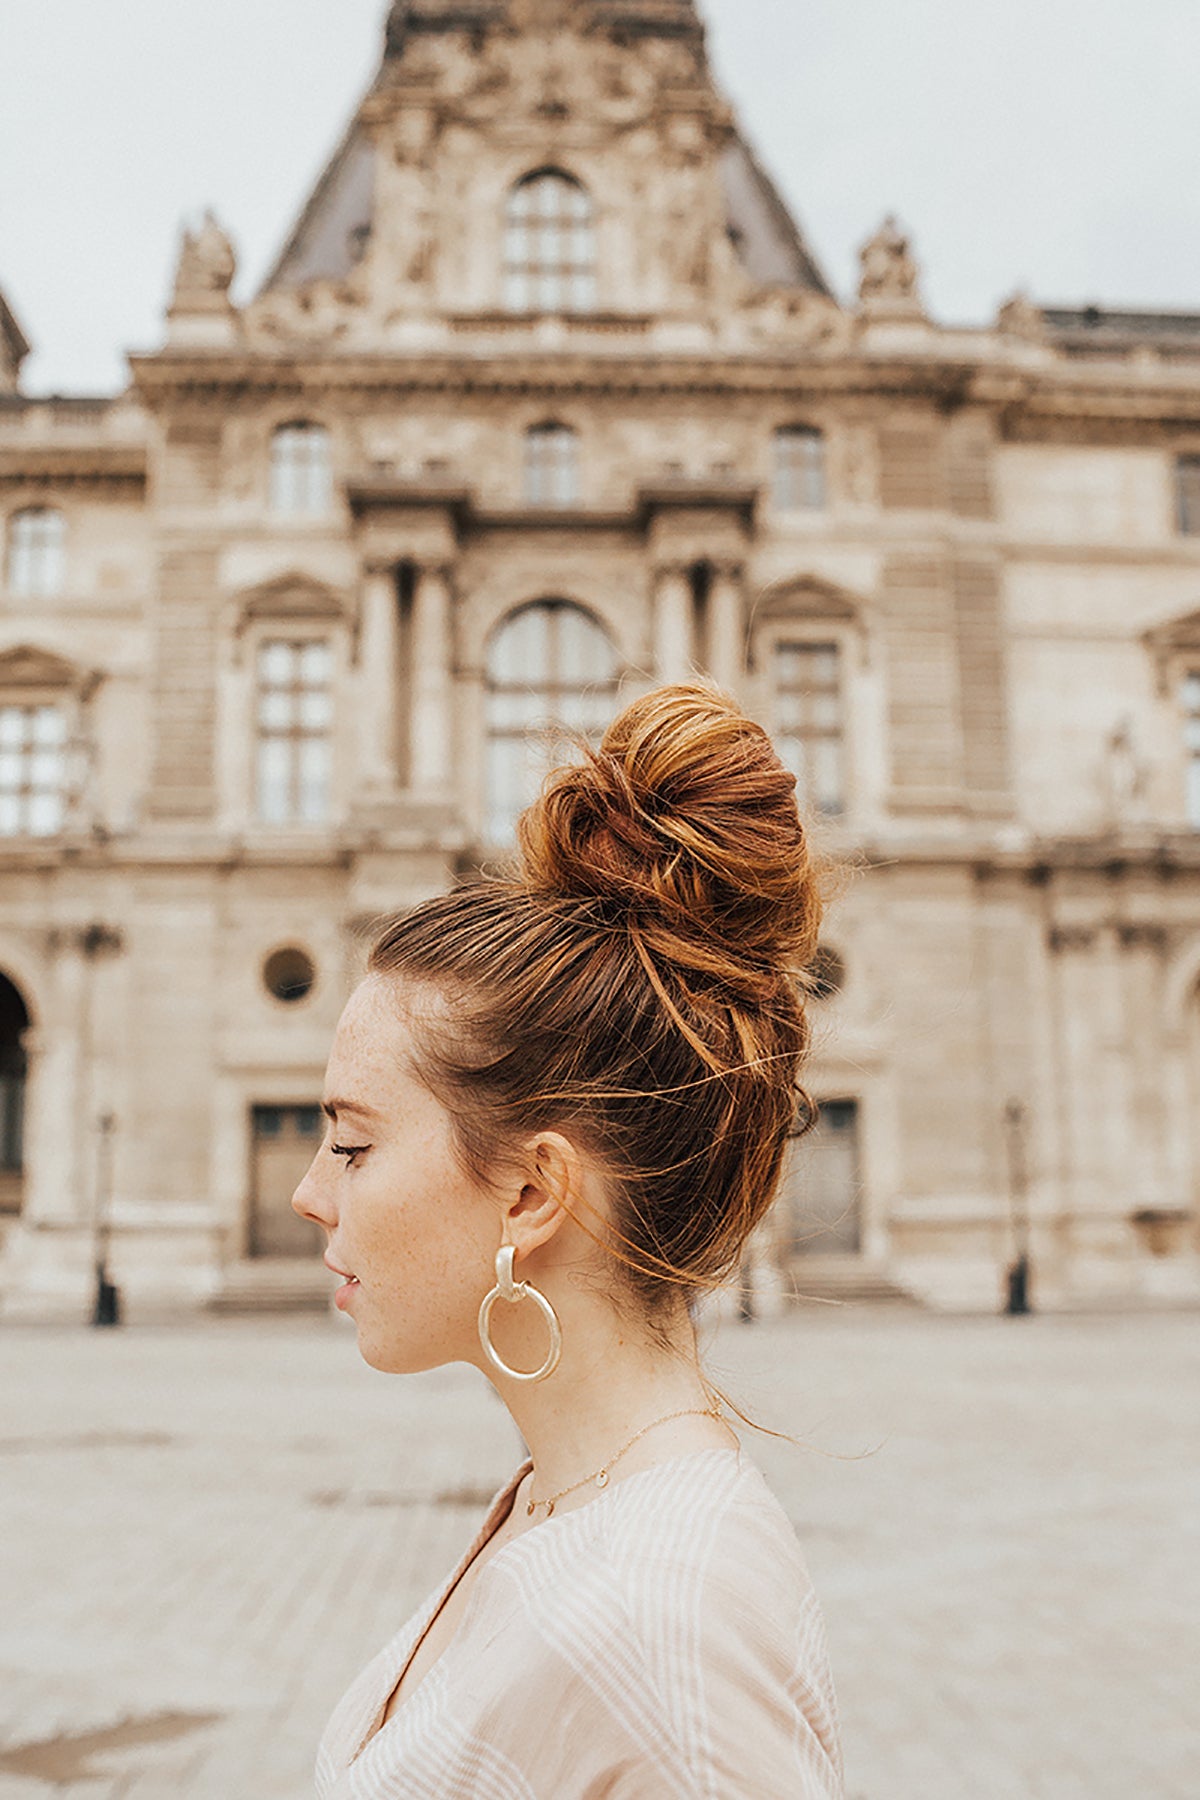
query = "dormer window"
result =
(773, 427, 826, 512)
(270, 423, 332, 518)
(6, 507, 66, 599)
(504, 171, 596, 315)
(525, 424, 579, 506)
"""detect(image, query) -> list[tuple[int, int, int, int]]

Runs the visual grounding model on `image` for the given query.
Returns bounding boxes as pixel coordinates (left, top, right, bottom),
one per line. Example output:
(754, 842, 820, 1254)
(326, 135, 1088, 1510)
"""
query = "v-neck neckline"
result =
(347, 1444, 744, 1767)
(349, 1458, 534, 1766)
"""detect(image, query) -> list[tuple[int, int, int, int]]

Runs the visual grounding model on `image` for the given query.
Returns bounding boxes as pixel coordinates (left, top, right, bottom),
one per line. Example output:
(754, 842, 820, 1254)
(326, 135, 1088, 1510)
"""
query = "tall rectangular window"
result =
(6, 508, 66, 598)
(1185, 671, 1200, 826)
(1177, 456, 1200, 536)
(0, 704, 67, 836)
(773, 427, 826, 512)
(270, 423, 332, 517)
(773, 642, 844, 816)
(255, 640, 333, 826)
(525, 424, 579, 506)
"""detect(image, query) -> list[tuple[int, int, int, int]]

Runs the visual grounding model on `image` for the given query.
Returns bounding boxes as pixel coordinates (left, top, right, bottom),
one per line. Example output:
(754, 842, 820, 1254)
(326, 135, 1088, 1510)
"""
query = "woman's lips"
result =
(324, 1255, 360, 1311)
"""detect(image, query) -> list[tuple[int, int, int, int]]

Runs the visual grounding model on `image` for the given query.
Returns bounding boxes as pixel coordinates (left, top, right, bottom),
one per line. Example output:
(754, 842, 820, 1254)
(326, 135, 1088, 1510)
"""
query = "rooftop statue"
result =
(171, 210, 237, 309)
(858, 214, 923, 312)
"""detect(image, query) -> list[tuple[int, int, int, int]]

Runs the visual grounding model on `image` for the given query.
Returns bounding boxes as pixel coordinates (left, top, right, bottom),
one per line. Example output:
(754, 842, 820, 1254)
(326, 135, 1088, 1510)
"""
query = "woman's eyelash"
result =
(330, 1143, 370, 1165)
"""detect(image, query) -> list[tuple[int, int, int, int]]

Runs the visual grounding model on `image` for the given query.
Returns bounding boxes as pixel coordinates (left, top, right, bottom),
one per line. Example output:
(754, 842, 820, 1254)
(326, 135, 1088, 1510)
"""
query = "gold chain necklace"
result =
(526, 1405, 727, 1518)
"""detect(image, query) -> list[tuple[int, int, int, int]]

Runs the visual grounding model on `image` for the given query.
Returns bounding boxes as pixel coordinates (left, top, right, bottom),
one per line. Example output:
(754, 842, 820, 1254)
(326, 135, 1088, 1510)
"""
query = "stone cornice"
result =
(346, 473, 759, 539)
(126, 347, 1200, 426)
(128, 348, 981, 405)
(0, 445, 147, 488)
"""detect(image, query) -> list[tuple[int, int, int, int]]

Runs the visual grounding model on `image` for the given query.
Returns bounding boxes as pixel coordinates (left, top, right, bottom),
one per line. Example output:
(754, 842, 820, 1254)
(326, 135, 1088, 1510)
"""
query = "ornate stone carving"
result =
(170, 211, 236, 312)
(1103, 718, 1151, 826)
(858, 214, 923, 315)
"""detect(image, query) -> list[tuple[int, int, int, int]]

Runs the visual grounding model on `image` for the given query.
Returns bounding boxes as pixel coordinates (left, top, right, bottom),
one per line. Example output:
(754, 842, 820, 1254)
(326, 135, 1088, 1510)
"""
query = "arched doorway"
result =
(0, 973, 30, 1217)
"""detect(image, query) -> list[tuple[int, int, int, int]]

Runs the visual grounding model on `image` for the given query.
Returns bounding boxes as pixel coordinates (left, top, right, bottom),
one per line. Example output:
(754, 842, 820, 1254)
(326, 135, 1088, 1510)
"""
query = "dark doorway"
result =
(0, 974, 29, 1216)
(248, 1104, 325, 1258)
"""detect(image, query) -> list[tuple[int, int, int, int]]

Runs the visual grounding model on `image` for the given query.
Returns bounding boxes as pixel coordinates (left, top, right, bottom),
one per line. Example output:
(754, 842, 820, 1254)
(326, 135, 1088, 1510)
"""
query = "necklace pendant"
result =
(545, 1499, 555, 1518)
(526, 1501, 536, 1517)
(595, 1469, 610, 1489)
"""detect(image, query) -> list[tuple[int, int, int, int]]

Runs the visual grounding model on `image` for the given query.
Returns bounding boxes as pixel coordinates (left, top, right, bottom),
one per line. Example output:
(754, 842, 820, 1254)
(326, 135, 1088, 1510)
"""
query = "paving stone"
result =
(0, 1307, 1196, 1798)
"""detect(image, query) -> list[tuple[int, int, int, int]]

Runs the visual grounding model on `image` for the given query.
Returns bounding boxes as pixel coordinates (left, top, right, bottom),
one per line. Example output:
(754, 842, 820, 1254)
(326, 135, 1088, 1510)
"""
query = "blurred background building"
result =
(1, 0, 1199, 1317)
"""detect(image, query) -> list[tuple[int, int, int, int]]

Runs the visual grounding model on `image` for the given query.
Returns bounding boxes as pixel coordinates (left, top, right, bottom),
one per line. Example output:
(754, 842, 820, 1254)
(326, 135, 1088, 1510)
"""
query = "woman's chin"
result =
(356, 1333, 453, 1377)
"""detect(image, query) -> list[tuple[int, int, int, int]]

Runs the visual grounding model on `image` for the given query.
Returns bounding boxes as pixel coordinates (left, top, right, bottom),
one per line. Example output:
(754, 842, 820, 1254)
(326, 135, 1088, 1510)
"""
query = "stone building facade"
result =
(2, 0, 1200, 1315)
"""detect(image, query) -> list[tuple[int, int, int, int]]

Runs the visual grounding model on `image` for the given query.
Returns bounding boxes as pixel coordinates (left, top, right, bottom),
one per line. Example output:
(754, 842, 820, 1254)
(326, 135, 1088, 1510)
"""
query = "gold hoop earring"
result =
(477, 1245, 563, 1384)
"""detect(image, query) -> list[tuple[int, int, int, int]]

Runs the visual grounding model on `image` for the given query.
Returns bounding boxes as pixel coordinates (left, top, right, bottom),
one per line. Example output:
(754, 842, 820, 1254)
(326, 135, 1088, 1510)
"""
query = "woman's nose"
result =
(292, 1153, 336, 1229)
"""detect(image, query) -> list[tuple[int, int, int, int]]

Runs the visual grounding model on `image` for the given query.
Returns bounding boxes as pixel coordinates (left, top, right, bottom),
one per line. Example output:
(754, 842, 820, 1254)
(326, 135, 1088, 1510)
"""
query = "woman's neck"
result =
(491, 1291, 733, 1505)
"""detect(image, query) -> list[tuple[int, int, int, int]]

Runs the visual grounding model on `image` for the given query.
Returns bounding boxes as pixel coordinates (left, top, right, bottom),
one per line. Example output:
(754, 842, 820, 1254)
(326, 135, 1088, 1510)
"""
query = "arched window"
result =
(269, 423, 332, 517)
(6, 507, 66, 598)
(485, 601, 620, 843)
(504, 171, 596, 315)
(525, 423, 579, 506)
(773, 426, 826, 512)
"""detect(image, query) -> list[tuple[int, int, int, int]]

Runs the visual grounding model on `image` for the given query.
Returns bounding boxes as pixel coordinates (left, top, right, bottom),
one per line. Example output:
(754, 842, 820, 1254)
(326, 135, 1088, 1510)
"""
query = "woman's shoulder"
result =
(505, 1446, 818, 1619)
(607, 1446, 816, 1592)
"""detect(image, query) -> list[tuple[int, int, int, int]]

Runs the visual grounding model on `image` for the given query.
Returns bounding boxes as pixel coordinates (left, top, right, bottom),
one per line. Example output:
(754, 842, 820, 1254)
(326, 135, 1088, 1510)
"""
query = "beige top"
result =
(315, 1446, 845, 1799)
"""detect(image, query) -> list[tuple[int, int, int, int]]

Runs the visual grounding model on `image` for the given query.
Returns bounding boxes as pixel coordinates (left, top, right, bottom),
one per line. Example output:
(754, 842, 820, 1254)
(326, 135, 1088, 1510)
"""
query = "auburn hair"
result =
(368, 683, 825, 1313)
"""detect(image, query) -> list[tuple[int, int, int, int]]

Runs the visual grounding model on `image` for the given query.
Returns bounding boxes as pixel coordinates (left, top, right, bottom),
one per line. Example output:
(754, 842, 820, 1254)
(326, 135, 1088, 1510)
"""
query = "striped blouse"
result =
(315, 1446, 844, 1799)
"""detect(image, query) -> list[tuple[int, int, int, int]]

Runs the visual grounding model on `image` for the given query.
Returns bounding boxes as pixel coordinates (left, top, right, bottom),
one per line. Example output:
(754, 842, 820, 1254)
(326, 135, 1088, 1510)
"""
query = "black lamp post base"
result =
(92, 1274, 122, 1328)
(1005, 1256, 1032, 1316)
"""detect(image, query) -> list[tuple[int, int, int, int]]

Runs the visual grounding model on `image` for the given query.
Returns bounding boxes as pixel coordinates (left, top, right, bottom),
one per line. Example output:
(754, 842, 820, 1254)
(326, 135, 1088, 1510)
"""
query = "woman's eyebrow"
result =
(321, 1098, 382, 1123)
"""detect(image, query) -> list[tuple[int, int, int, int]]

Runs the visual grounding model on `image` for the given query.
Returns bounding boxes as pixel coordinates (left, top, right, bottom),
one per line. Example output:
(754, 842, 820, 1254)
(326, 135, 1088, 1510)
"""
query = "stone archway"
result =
(0, 973, 30, 1218)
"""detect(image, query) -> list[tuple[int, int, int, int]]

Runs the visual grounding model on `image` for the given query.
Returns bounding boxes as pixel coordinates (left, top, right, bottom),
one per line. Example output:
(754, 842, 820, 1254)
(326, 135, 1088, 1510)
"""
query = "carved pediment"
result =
(0, 643, 96, 694)
(755, 577, 863, 625)
(233, 571, 352, 634)
(1144, 605, 1200, 693)
(1144, 606, 1200, 652)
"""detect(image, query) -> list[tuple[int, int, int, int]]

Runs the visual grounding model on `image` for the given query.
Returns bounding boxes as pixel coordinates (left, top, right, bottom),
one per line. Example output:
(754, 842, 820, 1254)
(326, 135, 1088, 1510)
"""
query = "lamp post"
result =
(91, 1110, 120, 1327)
(1003, 1098, 1033, 1316)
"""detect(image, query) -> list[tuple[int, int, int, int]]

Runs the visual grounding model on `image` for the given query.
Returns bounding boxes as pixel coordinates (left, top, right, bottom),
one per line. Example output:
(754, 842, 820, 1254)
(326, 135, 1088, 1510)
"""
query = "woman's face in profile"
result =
(292, 976, 499, 1374)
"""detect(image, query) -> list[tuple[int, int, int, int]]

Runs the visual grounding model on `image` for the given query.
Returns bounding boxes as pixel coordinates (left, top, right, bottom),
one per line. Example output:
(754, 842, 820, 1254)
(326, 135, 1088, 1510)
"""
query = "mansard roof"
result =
(263, 1, 830, 298)
(1042, 305, 1200, 358)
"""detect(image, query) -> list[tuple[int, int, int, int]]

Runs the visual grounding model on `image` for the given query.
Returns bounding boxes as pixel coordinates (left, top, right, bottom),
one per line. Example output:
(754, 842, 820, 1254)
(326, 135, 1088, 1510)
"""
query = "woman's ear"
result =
(502, 1132, 582, 1263)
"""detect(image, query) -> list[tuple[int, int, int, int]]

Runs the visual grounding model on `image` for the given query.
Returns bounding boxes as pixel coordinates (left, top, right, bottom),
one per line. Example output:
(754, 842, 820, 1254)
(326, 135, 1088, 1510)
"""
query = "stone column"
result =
(654, 564, 694, 685)
(410, 563, 453, 794)
(708, 561, 745, 694)
(359, 565, 400, 792)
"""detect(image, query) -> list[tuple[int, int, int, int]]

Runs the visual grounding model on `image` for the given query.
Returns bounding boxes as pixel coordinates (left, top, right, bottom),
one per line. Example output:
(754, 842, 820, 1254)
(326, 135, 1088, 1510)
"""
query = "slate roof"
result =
(263, 109, 830, 299)
(264, 0, 830, 296)
(1042, 305, 1200, 354)
(0, 285, 32, 381)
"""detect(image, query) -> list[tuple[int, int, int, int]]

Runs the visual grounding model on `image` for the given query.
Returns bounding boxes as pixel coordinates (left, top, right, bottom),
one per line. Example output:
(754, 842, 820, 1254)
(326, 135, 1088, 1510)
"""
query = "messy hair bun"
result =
(370, 683, 826, 1309)
(520, 685, 820, 985)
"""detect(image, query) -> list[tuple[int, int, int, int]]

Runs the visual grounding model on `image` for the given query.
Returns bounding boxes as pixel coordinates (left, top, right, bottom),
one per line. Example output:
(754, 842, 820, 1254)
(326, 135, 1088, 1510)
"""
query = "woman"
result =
(295, 684, 845, 1799)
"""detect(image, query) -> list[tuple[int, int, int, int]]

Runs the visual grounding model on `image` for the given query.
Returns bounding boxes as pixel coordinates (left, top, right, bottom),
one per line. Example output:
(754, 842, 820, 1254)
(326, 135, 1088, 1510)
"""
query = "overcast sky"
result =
(2, 0, 1197, 394)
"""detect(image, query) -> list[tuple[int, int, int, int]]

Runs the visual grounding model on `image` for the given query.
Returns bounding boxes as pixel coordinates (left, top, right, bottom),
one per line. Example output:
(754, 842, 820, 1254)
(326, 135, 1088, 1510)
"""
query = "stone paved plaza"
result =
(0, 1303, 1195, 1800)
